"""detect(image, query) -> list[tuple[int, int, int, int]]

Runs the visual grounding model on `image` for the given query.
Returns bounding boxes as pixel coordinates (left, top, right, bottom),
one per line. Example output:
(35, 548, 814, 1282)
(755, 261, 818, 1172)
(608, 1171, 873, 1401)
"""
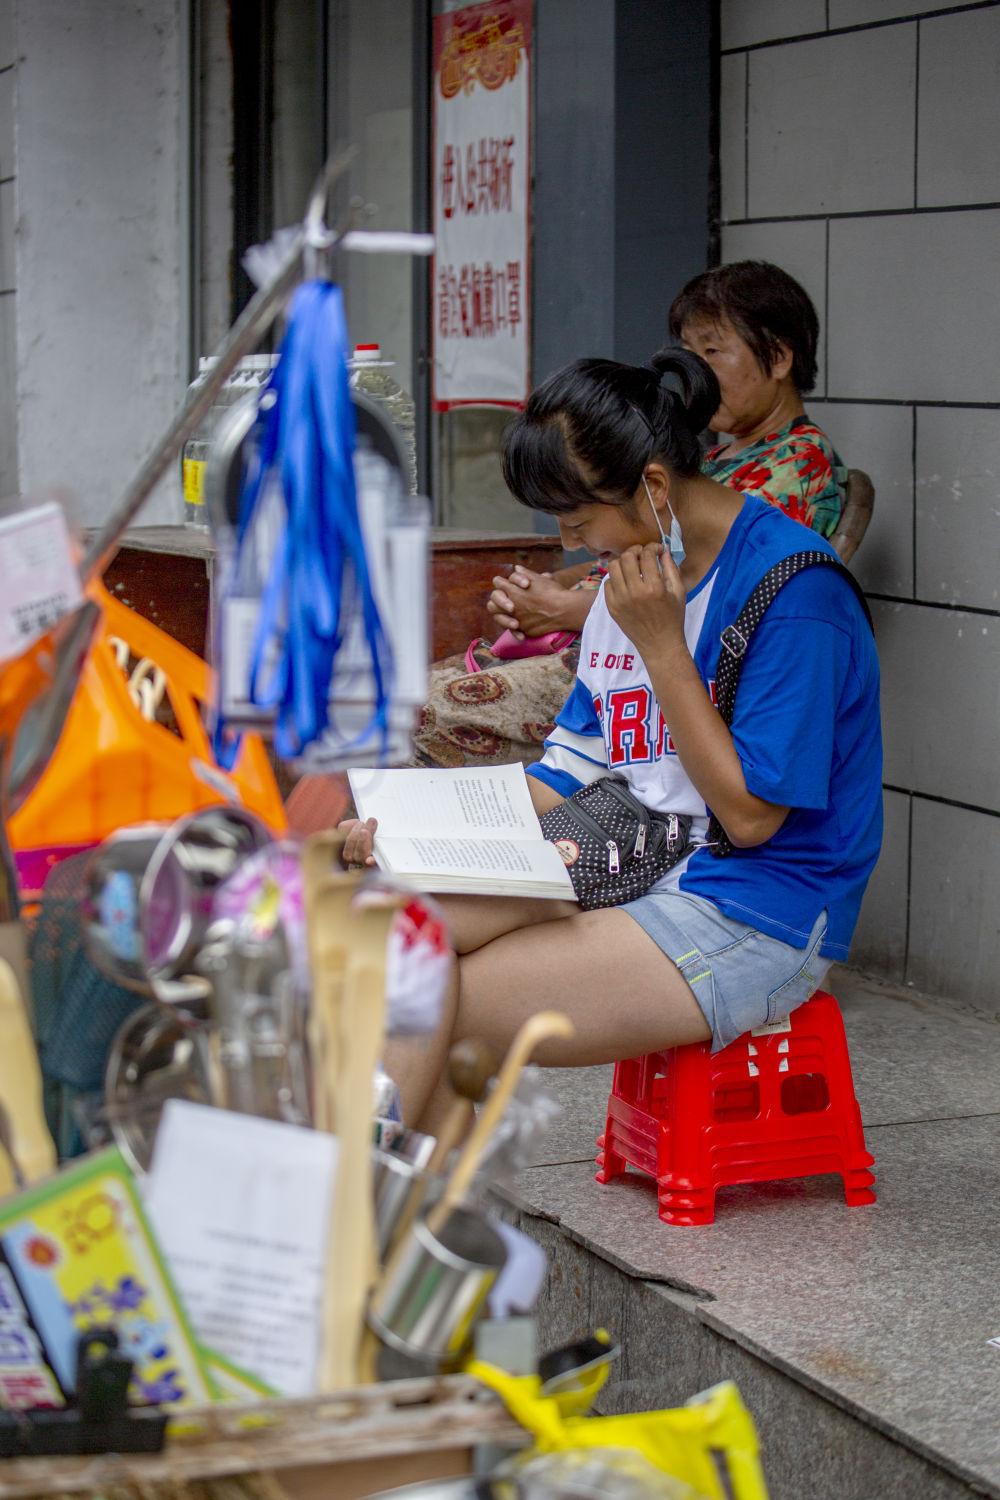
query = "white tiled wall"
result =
(721, 0, 826, 50)
(0, 0, 14, 500)
(747, 28, 916, 217)
(0, 1, 11, 70)
(808, 401, 914, 597)
(915, 408, 1000, 613)
(829, 0, 970, 27)
(0, 178, 13, 294)
(0, 66, 12, 183)
(827, 211, 1000, 403)
(916, 9, 1000, 207)
(0, 293, 16, 496)
(720, 1, 1000, 1008)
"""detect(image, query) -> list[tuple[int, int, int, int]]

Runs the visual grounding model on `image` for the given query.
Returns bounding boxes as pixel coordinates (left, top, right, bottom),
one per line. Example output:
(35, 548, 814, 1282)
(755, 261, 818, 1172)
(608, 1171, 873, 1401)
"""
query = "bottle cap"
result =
(353, 343, 382, 363)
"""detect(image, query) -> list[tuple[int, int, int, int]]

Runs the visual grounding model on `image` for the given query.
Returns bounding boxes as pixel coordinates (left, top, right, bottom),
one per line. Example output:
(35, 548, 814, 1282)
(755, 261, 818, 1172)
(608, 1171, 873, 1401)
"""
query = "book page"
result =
(146, 1101, 338, 1397)
(349, 763, 541, 839)
(377, 833, 574, 892)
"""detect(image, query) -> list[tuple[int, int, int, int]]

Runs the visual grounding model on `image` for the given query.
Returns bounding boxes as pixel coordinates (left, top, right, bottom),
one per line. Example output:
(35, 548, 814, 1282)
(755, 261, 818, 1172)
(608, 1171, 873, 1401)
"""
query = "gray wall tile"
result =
(850, 788, 909, 981)
(828, 211, 1000, 402)
(0, 67, 12, 182)
(916, 407, 1000, 613)
(721, 218, 827, 396)
(830, 0, 968, 24)
(15, 0, 184, 528)
(719, 52, 746, 223)
(0, 4, 12, 71)
(808, 400, 914, 597)
(721, 0, 826, 50)
(907, 799, 1000, 1016)
(0, 178, 12, 293)
(748, 27, 916, 217)
(917, 8, 1000, 208)
(874, 599, 1000, 813)
(0, 293, 16, 497)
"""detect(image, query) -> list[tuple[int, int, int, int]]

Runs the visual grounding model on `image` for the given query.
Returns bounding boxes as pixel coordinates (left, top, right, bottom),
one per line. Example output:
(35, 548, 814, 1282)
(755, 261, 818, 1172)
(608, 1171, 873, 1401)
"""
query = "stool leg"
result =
(657, 1179, 717, 1227)
(595, 1121, 627, 1184)
(842, 1153, 877, 1206)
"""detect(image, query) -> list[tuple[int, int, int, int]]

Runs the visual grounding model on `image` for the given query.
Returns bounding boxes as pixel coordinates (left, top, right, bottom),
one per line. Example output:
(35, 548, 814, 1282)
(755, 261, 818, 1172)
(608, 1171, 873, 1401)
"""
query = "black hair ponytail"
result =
(501, 347, 720, 516)
(647, 346, 721, 442)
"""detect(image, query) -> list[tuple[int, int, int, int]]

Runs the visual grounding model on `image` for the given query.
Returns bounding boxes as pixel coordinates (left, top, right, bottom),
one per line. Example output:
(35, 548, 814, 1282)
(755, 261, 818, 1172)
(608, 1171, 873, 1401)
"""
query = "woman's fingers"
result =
(613, 544, 668, 593)
(487, 602, 521, 630)
(337, 816, 378, 867)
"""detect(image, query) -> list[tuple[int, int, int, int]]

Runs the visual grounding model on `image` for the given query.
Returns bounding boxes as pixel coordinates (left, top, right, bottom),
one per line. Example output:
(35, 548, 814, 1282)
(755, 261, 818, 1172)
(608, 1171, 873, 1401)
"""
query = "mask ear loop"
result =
(628, 400, 685, 566)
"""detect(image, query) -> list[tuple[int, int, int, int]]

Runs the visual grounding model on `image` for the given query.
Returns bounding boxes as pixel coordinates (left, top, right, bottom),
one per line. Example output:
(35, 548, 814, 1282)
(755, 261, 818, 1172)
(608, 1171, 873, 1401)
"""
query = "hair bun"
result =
(648, 347, 720, 435)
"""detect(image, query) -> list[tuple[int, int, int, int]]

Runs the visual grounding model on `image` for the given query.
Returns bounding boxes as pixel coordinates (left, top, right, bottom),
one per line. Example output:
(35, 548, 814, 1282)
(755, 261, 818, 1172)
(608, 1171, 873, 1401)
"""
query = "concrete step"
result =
(499, 967, 1000, 1500)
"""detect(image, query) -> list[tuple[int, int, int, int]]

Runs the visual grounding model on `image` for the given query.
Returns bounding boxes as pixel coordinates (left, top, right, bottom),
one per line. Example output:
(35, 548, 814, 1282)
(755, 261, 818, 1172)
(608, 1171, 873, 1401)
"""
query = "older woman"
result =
(413, 260, 849, 771)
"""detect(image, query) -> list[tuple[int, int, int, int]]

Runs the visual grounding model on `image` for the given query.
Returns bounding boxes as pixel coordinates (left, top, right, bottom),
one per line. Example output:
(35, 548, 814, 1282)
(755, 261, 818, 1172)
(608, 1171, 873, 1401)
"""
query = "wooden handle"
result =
(0, 951, 56, 1187)
(376, 1040, 496, 1275)
(428, 1010, 574, 1232)
(318, 892, 404, 1390)
(302, 830, 349, 906)
(306, 869, 360, 1134)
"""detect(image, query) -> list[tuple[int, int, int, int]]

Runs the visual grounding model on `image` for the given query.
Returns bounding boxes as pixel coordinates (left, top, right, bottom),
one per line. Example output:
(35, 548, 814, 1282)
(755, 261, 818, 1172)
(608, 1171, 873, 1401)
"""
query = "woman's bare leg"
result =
(434, 893, 577, 955)
(392, 906, 711, 1131)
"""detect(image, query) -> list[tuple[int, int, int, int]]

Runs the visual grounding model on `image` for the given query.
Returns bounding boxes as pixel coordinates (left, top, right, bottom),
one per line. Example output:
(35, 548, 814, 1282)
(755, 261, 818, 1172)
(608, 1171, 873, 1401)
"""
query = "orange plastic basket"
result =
(7, 581, 286, 899)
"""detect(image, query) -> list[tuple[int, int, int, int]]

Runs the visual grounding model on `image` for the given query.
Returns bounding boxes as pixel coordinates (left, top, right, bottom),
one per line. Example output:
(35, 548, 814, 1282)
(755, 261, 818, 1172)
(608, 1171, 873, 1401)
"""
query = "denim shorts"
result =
(623, 890, 831, 1051)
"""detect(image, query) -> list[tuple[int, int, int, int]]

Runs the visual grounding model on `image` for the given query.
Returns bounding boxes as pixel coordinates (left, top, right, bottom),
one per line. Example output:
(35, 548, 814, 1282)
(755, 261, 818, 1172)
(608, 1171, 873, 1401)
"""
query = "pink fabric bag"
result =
(464, 628, 578, 675)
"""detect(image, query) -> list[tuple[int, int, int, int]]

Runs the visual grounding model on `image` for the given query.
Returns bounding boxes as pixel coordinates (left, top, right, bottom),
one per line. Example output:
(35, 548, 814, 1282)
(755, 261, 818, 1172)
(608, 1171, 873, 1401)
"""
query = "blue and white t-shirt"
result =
(527, 495, 883, 961)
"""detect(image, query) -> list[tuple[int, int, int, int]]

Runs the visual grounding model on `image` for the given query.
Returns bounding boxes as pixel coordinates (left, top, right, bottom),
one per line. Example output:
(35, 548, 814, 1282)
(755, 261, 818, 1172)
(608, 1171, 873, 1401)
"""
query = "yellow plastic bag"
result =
(469, 1360, 769, 1500)
(7, 581, 285, 899)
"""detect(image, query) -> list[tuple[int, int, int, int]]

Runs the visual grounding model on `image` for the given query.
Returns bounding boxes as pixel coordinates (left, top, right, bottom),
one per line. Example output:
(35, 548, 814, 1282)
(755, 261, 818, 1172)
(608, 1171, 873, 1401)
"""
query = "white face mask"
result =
(642, 475, 685, 566)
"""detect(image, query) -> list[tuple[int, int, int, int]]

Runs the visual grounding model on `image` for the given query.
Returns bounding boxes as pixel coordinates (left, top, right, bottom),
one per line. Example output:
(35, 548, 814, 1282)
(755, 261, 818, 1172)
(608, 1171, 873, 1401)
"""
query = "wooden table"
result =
(101, 525, 564, 662)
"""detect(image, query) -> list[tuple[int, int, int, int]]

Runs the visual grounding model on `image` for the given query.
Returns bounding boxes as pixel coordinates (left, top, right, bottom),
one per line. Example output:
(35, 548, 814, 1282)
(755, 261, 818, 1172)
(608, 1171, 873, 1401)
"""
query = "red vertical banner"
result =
(432, 1, 532, 410)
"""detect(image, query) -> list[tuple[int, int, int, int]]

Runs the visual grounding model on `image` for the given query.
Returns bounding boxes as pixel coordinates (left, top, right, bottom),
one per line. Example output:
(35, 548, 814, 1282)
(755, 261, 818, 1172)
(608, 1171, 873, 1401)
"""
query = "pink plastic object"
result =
(595, 990, 876, 1226)
(464, 629, 578, 675)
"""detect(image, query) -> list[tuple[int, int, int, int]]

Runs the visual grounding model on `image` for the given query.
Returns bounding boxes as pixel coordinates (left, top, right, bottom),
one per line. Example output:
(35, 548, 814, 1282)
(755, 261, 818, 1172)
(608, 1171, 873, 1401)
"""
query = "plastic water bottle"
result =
(348, 343, 418, 494)
(181, 355, 277, 527)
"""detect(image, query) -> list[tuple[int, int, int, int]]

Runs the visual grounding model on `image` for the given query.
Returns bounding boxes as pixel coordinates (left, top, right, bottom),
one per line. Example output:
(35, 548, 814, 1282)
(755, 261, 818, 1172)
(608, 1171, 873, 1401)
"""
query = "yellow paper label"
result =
(0, 1151, 213, 1409)
(183, 457, 206, 506)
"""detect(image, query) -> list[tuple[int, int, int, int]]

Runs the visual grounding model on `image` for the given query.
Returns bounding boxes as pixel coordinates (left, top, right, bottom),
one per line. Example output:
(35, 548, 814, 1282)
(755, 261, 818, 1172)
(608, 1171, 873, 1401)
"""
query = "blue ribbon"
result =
(216, 281, 393, 764)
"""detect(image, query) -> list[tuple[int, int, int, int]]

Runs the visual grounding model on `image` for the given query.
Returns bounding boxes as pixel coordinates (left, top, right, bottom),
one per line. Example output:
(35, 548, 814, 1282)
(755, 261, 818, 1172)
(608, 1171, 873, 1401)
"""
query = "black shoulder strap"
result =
(708, 551, 874, 859)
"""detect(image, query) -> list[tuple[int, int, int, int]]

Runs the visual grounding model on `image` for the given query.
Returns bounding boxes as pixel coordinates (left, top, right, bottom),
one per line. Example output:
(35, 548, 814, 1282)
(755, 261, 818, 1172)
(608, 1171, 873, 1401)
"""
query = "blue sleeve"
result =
(729, 582, 857, 811)
(526, 677, 608, 795)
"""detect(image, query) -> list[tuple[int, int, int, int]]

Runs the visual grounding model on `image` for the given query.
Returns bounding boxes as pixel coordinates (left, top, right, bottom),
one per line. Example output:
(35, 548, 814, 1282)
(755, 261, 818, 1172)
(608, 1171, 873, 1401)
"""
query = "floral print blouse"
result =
(703, 414, 847, 538)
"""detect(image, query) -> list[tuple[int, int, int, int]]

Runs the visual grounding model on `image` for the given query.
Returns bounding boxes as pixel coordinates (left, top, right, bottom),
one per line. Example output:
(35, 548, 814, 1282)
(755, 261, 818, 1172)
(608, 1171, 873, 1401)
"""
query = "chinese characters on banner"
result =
(432, 0, 532, 409)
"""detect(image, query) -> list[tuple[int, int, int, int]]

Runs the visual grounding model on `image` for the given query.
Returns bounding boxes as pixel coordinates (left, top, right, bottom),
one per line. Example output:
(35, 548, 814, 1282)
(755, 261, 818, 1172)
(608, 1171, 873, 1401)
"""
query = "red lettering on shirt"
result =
(606, 686, 652, 765)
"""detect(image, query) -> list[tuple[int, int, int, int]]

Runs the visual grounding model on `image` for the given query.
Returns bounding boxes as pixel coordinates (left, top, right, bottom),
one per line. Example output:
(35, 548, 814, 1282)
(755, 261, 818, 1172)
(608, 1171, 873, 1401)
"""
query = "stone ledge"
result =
(501, 969, 1000, 1498)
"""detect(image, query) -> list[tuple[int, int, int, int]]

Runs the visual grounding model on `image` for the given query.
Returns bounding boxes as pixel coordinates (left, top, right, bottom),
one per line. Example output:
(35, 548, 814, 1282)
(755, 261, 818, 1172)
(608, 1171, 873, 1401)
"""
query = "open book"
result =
(347, 763, 576, 900)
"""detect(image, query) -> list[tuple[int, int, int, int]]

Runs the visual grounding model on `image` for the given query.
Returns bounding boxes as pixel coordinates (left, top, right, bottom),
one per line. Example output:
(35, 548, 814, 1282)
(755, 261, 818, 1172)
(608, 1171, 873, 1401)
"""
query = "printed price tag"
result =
(0, 503, 84, 662)
(751, 1016, 793, 1037)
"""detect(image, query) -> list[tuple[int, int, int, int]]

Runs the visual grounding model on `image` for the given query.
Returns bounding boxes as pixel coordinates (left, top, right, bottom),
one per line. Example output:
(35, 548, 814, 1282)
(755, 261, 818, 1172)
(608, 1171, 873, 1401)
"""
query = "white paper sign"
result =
(432, 1, 532, 409)
(0, 503, 83, 661)
(145, 1101, 338, 1397)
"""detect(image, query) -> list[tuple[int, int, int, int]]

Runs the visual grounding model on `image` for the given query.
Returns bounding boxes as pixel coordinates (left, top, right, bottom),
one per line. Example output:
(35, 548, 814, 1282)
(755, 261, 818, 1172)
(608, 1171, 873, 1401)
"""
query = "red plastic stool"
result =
(595, 990, 876, 1226)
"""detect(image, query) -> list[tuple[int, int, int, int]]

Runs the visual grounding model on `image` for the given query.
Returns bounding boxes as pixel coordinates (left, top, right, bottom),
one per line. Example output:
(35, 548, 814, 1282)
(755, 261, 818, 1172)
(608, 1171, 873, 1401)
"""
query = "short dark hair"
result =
(668, 260, 819, 395)
(501, 349, 720, 516)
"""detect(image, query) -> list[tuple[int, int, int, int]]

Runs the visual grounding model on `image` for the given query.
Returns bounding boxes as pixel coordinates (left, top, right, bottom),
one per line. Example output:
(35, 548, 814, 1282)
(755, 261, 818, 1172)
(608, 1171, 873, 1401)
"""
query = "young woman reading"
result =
(343, 350, 882, 1132)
